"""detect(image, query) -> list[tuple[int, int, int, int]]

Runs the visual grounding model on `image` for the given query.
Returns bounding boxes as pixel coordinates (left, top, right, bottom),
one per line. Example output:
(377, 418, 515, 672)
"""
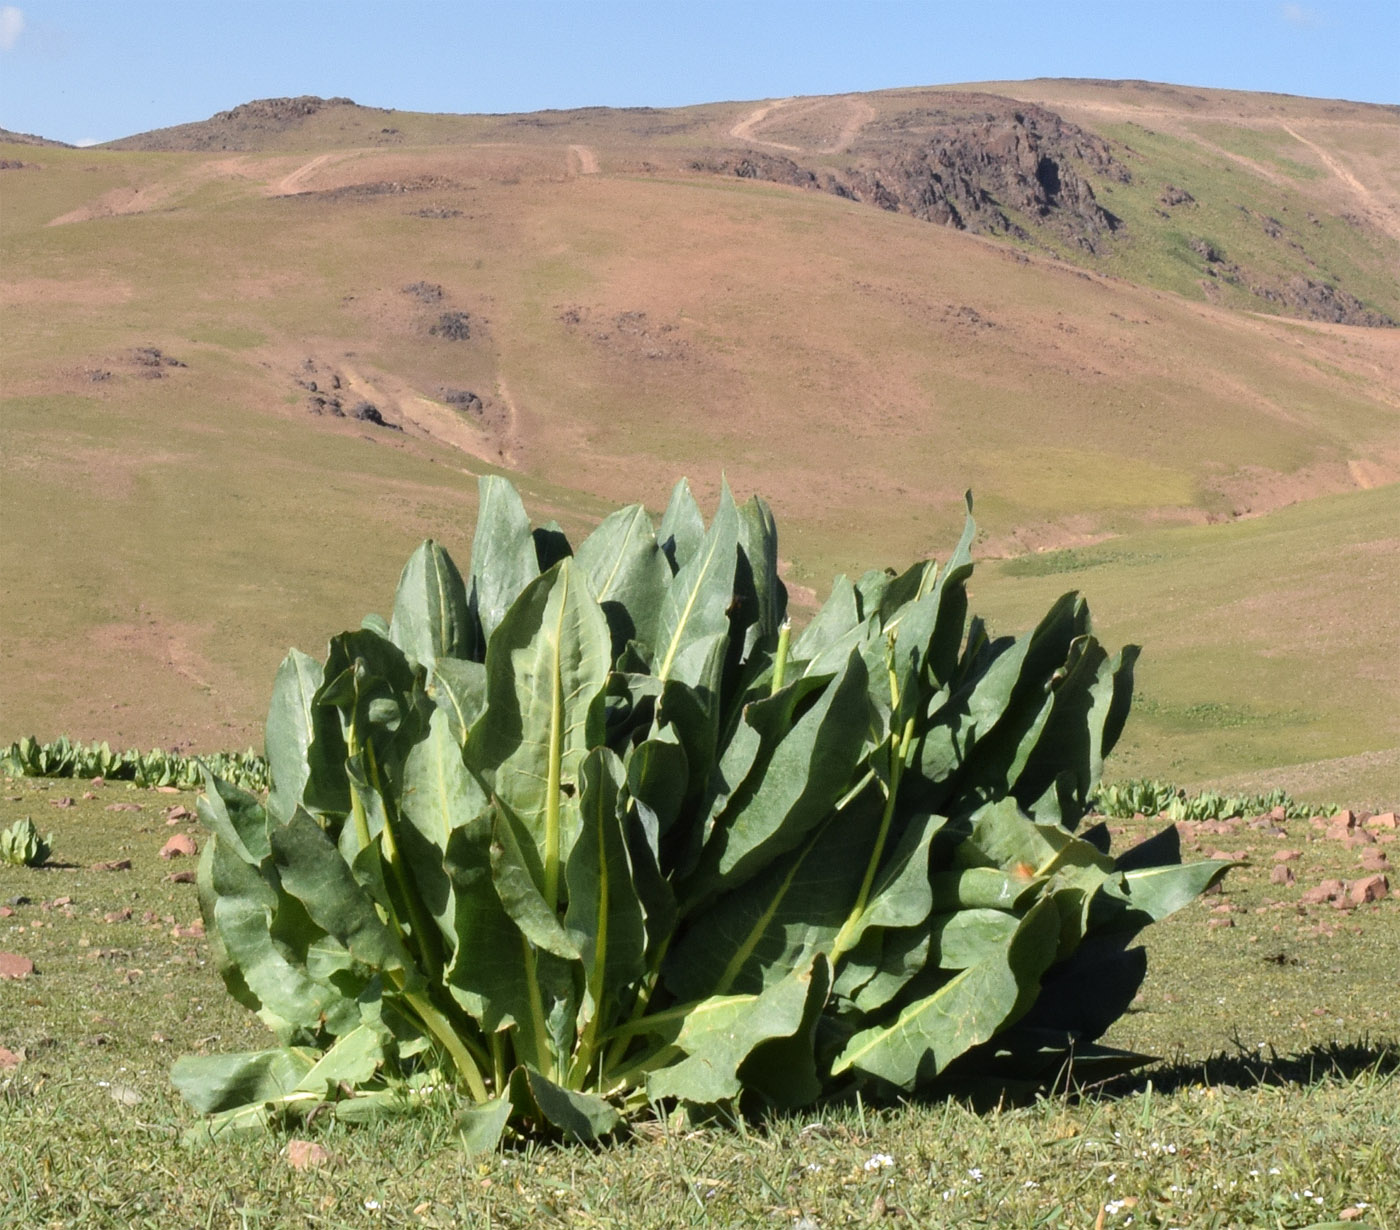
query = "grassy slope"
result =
(2, 81, 1398, 802)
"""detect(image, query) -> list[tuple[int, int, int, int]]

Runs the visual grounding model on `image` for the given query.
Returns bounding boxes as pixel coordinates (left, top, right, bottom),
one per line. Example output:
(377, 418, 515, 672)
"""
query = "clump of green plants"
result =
(1092, 779, 1314, 822)
(0, 817, 53, 867)
(0, 735, 268, 794)
(175, 478, 1231, 1145)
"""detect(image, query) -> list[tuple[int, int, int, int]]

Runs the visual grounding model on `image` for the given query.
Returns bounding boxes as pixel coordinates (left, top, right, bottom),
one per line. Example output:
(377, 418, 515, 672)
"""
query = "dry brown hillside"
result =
(2, 80, 1397, 802)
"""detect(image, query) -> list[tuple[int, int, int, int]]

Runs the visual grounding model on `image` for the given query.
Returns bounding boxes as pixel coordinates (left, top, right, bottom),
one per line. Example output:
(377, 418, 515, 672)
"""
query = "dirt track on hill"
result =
(729, 96, 875, 154)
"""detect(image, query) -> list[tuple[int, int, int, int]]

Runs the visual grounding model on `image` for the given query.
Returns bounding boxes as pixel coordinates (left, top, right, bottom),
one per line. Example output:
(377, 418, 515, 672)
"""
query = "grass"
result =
(972, 484, 1400, 807)
(2, 776, 1395, 1227)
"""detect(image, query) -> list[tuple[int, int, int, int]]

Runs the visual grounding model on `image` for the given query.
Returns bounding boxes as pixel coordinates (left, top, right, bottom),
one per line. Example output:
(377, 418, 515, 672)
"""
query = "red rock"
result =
(1270, 865, 1296, 886)
(0, 906, 12, 918)
(1268, 805, 1288, 822)
(91, 859, 132, 872)
(0, 953, 35, 979)
(159, 834, 198, 859)
(0, 1046, 22, 1069)
(1331, 809, 1357, 829)
(285, 1139, 335, 1170)
(1208, 848, 1249, 862)
(1344, 831, 1376, 849)
(155, 786, 180, 794)
(1300, 879, 1345, 904)
(1348, 874, 1389, 906)
(1360, 848, 1389, 871)
(51, 797, 74, 808)
(1273, 849, 1302, 862)
(164, 805, 195, 823)
(171, 921, 205, 939)
(105, 803, 141, 813)
(165, 870, 197, 884)
(1207, 917, 1235, 929)
(1366, 811, 1397, 831)
(1308, 815, 1330, 831)
(82, 791, 97, 800)
(103, 907, 132, 923)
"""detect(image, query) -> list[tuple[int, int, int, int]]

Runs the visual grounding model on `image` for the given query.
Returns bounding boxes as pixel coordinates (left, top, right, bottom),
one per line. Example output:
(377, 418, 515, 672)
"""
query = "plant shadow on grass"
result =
(1095, 1037, 1399, 1098)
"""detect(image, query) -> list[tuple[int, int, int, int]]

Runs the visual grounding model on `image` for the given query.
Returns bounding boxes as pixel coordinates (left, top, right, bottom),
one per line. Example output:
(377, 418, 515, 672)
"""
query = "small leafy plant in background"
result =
(0, 817, 53, 867)
(1091, 779, 1314, 822)
(0, 736, 269, 794)
(174, 477, 1232, 1146)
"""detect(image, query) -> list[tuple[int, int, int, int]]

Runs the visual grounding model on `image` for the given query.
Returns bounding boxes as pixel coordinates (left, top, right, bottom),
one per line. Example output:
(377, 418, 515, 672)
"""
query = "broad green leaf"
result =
(293, 1023, 385, 1094)
(509, 1066, 622, 1143)
(427, 658, 487, 747)
(265, 650, 325, 825)
(646, 959, 822, 1105)
(664, 790, 883, 1001)
(565, 749, 647, 1026)
(491, 804, 583, 961)
(930, 908, 1021, 969)
(955, 798, 1114, 878)
(200, 830, 359, 1041)
(832, 897, 1060, 1088)
(735, 955, 830, 1110)
(457, 1094, 514, 1152)
(443, 813, 558, 1051)
(735, 493, 785, 656)
(390, 539, 473, 669)
(469, 476, 539, 644)
(829, 808, 945, 965)
(575, 502, 670, 661)
(791, 574, 861, 666)
(657, 477, 705, 573)
(654, 481, 739, 685)
(172, 1048, 317, 1115)
(199, 771, 271, 866)
(929, 866, 1043, 911)
(467, 559, 611, 909)
(684, 649, 869, 904)
(1100, 858, 1238, 932)
(625, 736, 688, 837)
(397, 707, 488, 944)
(840, 925, 932, 1014)
(923, 494, 976, 688)
(270, 810, 419, 982)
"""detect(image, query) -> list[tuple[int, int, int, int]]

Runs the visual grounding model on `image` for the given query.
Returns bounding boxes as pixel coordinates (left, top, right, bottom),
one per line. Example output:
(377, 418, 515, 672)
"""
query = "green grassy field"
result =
(2, 778, 1395, 1227)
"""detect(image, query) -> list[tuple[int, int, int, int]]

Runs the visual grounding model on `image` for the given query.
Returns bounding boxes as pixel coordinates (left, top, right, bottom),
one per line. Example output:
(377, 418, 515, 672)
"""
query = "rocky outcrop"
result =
(701, 95, 1128, 254)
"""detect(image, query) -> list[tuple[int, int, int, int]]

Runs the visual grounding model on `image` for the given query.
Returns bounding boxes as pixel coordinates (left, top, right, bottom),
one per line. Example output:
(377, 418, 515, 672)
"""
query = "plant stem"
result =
(829, 713, 915, 966)
(770, 620, 791, 696)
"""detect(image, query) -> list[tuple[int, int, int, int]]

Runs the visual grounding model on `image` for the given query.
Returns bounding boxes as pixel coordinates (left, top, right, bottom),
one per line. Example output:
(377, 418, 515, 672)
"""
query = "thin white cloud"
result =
(0, 6, 24, 52)
(74, 137, 100, 147)
(1281, 3, 1322, 27)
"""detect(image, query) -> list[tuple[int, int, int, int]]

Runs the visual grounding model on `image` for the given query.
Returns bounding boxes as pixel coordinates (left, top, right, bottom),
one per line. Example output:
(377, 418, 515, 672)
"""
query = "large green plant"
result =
(174, 478, 1230, 1143)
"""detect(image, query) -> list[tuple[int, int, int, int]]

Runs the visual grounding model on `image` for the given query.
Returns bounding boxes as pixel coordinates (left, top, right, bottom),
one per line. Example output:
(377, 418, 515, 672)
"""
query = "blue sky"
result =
(2, 1, 1397, 146)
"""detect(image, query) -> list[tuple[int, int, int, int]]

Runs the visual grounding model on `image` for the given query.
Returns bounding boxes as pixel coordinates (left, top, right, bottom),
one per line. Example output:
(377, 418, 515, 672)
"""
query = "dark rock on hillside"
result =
(702, 95, 1127, 255)
(1254, 275, 1396, 327)
(351, 401, 400, 429)
(443, 388, 484, 414)
(728, 98, 1118, 245)
(429, 311, 473, 341)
